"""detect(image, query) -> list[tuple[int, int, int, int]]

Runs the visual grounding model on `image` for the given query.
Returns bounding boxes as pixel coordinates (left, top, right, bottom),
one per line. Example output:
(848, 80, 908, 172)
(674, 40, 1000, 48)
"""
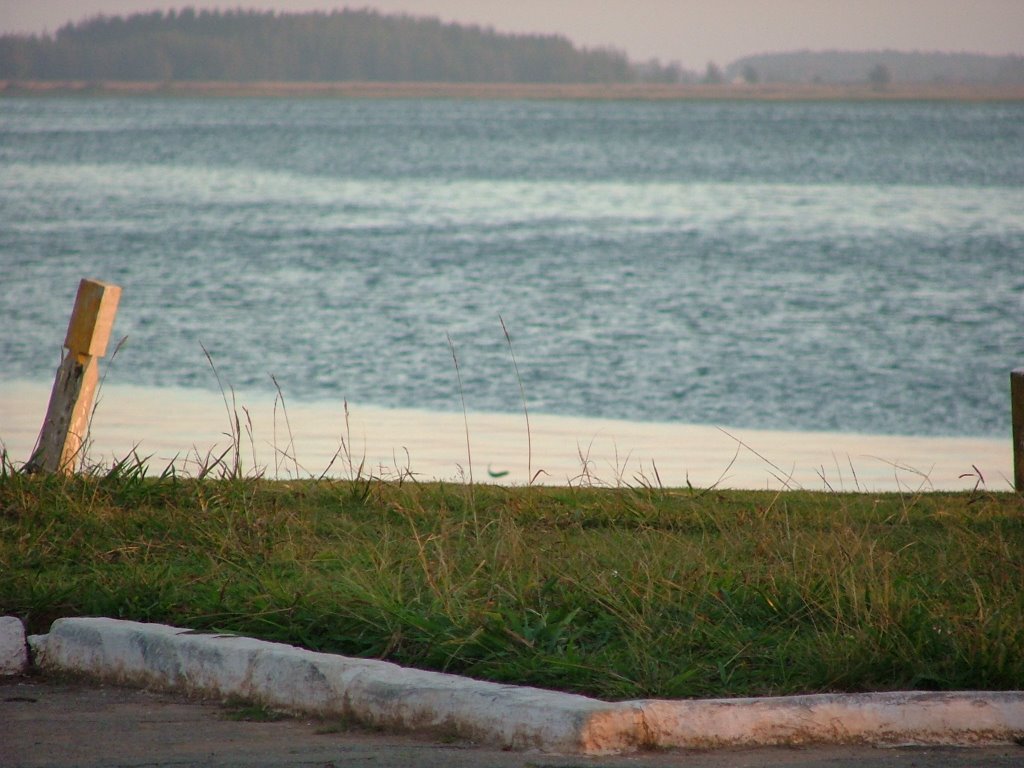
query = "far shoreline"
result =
(4, 79, 1024, 102)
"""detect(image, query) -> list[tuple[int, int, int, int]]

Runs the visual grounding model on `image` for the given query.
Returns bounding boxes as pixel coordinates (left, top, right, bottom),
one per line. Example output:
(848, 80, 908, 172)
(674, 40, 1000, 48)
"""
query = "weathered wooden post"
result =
(1013, 368, 1024, 492)
(24, 279, 122, 475)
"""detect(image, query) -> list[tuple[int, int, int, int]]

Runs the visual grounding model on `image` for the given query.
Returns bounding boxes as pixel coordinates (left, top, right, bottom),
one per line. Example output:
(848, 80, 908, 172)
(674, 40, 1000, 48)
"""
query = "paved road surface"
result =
(3, 677, 1022, 768)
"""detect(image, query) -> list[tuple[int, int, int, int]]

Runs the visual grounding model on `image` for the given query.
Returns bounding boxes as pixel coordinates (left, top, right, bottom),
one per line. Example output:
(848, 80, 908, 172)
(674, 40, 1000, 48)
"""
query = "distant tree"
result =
(702, 61, 724, 84)
(0, 9, 639, 84)
(637, 57, 684, 83)
(742, 64, 758, 84)
(867, 63, 892, 89)
(670, 50, 1024, 86)
(995, 55, 1024, 84)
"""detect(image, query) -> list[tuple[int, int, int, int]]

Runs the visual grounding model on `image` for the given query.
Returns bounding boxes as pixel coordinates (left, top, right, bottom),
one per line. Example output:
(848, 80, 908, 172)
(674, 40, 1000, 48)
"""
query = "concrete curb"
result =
(26, 617, 1024, 755)
(0, 615, 29, 675)
(27, 617, 638, 754)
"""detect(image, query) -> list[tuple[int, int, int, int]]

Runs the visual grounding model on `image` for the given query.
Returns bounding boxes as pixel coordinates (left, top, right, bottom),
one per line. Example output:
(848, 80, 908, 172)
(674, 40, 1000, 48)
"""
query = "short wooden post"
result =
(24, 279, 122, 475)
(1013, 368, 1024, 492)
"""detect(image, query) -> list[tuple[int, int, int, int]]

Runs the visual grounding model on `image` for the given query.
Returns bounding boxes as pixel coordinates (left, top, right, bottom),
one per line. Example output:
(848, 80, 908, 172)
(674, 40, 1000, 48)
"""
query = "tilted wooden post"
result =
(1013, 368, 1024, 492)
(24, 279, 122, 475)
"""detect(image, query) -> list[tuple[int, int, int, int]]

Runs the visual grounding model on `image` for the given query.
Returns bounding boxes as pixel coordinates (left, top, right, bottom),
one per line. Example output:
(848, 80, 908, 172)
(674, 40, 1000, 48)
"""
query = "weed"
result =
(447, 332, 475, 519)
(500, 315, 536, 485)
(221, 699, 289, 722)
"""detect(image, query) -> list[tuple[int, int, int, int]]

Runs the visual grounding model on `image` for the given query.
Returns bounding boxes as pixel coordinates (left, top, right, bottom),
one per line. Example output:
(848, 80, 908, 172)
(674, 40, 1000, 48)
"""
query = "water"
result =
(2, 97, 1022, 438)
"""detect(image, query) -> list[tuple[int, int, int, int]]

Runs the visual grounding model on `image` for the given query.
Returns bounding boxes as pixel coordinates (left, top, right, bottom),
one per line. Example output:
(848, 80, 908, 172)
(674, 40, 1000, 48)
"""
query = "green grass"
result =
(1, 458, 1022, 700)
(221, 697, 290, 722)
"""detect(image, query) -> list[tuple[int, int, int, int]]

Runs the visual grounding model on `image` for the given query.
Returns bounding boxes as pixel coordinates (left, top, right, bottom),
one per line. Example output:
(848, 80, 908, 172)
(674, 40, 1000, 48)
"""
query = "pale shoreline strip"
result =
(4, 80, 1024, 102)
(0, 379, 1012, 492)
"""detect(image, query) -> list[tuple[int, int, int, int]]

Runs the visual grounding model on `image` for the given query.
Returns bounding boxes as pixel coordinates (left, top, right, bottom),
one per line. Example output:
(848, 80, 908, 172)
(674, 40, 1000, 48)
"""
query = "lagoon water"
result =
(1, 97, 1023, 458)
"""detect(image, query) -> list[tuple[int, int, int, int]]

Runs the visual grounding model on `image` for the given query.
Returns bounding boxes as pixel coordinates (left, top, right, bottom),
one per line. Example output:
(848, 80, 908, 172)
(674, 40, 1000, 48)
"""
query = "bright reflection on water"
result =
(1, 98, 1022, 437)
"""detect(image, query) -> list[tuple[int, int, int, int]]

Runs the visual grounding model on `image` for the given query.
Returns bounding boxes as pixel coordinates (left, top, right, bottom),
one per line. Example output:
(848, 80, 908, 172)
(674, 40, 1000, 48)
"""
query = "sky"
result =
(1, 0, 1022, 71)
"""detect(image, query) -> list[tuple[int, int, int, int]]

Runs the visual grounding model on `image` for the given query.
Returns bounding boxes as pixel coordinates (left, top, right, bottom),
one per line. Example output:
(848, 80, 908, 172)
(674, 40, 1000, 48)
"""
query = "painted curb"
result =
(635, 692, 1024, 749)
(0, 616, 29, 675)
(26, 617, 1024, 755)
(27, 617, 639, 754)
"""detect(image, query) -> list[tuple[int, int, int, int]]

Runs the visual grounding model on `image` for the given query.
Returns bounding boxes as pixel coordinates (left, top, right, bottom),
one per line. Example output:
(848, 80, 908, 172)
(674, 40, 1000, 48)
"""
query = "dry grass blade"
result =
(500, 315, 533, 485)
(447, 332, 473, 492)
(200, 342, 243, 478)
(271, 374, 299, 479)
(717, 426, 804, 491)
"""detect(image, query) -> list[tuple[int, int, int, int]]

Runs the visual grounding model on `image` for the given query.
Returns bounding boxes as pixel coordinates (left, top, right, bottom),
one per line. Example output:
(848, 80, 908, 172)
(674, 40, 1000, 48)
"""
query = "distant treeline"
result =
(727, 50, 1024, 85)
(3, 10, 1020, 87)
(0, 8, 669, 83)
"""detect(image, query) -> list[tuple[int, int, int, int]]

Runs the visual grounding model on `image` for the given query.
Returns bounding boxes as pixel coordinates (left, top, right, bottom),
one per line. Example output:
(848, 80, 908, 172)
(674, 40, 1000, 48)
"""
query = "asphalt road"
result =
(3, 677, 1022, 768)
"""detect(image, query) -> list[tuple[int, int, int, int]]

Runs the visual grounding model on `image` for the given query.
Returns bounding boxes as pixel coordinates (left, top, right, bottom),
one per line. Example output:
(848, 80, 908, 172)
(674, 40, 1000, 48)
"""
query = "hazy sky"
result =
(1, 0, 1022, 70)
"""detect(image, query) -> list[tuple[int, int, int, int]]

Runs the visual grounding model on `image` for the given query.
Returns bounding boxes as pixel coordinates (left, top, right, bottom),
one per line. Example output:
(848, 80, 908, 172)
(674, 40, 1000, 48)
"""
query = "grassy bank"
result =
(1, 462, 1021, 700)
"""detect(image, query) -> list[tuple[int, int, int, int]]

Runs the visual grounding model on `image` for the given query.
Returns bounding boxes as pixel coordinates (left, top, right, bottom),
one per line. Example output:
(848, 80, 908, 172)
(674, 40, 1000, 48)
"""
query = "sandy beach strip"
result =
(4, 80, 1024, 102)
(1, 379, 1011, 492)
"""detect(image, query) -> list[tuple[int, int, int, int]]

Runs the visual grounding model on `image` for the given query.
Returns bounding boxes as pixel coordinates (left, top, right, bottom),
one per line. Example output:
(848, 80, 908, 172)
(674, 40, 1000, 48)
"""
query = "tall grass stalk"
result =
(200, 343, 244, 480)
(499, 315, 535, 485)
(271, 374, 300, 479)
(447, 333, 475, 514)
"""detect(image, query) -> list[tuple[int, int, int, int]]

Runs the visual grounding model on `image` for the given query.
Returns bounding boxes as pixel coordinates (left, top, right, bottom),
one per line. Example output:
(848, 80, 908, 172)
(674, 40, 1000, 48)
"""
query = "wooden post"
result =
(1013, 368, 1024, 492)
(24, 279, 122, 475)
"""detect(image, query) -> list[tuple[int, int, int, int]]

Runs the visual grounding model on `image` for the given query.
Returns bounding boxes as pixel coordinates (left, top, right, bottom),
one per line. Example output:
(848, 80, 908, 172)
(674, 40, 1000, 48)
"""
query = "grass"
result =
(1, 450, 1022, 701)
(221, 697, 289, 722)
